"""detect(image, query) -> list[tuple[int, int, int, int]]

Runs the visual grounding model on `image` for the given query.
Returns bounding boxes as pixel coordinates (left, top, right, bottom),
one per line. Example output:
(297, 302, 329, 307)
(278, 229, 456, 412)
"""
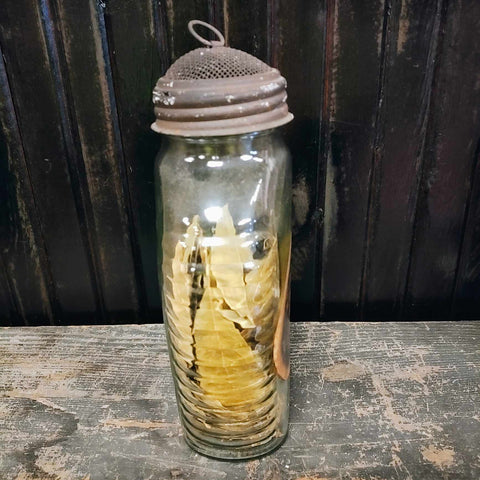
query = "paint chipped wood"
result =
(53, 0, 141, 322)
(362, 0, 443, 320)
(1, 0, 480, 324)
(0, 0, 99, 323)
(1, 322, 479, 479)
(321, 0, 385, 320)
(103, 0, 164, 317)
(405, 0, 480, 319)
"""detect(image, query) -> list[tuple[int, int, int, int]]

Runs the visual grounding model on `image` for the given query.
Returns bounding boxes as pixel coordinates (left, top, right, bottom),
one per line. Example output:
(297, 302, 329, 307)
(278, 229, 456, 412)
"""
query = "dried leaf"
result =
(210, 205, 255, 327)
(164, 208, 283, 422)
(245, 239, 279, 329)
(193, 286, 270, 407)
(164, 216, 205, 367)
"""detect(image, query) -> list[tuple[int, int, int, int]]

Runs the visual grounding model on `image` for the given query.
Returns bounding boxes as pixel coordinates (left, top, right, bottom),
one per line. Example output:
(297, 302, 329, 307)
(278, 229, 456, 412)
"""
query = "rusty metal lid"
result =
(151, 20, 293, 137)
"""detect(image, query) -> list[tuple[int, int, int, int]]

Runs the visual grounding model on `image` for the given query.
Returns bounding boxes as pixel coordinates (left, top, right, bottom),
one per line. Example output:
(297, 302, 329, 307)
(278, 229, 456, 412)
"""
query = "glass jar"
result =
(155, 129, 291, 459)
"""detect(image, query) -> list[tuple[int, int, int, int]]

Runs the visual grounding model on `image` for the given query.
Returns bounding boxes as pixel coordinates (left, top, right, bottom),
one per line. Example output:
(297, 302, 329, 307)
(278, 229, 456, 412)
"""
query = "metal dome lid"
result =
(151, 20, 293, 137)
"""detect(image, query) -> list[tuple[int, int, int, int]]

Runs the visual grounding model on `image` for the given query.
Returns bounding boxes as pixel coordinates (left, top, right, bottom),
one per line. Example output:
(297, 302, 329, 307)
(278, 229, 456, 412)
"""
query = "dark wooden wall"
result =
(1, 0, 479, 326)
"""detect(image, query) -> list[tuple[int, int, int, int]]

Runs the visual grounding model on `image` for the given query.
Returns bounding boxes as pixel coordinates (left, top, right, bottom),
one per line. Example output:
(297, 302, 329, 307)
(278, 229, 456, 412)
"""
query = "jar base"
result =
(183, 430, 288, 460)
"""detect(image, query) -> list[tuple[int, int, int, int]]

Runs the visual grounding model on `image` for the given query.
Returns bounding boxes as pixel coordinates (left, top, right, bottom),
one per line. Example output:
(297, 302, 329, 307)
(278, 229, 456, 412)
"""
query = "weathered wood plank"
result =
(321, 0, 385, 320)
(0, 263, 15, 325)
(1, 322, 478, 479)
(0, 44, 55, 326)
(152, 0, 171, 74)
(405, 0, 480, 319)
(0, 0, 99, 323)
(166, 0, 210, 61)
(453, 150, 480, 320)
(207, 0, 225, 44)
(103, 0, 164, 319)
(225, 0, 268, 62)
(362, 0, 443, 320)
(276, 0, 326, 320)
(53, 0, 140, 322)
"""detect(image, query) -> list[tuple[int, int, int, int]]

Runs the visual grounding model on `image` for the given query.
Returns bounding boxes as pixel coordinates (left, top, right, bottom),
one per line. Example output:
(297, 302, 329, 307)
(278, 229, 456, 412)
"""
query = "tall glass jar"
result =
(155, 129, 291, 459)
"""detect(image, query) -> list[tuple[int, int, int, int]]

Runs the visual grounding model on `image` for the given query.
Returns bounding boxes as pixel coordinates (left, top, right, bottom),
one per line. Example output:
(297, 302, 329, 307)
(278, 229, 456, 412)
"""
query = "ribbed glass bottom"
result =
(183, 425, 288, 460)
(173, 376, 289, 460)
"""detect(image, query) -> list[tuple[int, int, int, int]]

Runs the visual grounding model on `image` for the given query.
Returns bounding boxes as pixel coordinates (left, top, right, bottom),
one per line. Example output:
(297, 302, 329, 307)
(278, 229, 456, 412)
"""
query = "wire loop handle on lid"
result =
(188, 20, 225, 47)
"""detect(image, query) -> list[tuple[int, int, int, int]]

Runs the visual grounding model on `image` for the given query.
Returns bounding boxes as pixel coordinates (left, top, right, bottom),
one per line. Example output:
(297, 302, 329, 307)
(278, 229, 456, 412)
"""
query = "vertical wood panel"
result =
(321, 0, 385, 320)
(453, 151, 480, 319)
(0, 260, 16, 326)
(152, 0, 171, 74)
(0, 1, 479, 323)
(225, 0, 268, 62)
(53, 0, 139, 322)
(276, 0, 326, 321)
(207, 0, 224, 39)
(166, 1, 210, 61)
(0, 47, 55, 326)
(362, 0, 442, 320)
(0, 1, 100, 324)
(104, 0, 164, 319)
(405, 0, 480, 319)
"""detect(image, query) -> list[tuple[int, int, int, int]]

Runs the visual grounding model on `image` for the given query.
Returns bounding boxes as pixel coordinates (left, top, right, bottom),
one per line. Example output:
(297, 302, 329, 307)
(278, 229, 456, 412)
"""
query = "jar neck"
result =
(162, 130, 278, 156)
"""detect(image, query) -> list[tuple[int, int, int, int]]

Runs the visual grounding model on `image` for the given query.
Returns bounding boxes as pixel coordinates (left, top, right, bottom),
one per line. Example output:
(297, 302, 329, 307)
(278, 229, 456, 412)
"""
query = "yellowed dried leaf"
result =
(210, 205, 254, 326)
(164, 216, 204, 366)
(193, 286, 268, 407)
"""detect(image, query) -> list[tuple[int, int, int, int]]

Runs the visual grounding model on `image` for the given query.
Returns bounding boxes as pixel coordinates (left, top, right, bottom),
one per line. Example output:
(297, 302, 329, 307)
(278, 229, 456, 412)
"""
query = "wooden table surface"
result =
(1, 322, 479, 480)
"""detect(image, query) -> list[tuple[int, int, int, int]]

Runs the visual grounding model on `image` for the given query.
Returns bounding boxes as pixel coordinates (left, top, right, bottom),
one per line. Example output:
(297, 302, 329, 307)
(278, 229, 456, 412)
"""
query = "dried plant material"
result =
(273, 241, 291, 380)
(184, 216, 205, 318)
(164, 204, 286, 421)
(210, 205, 255, 327)
(245, 240, 279, 329)
(164, 216, 205, 367)
(193, 286, 268, 407)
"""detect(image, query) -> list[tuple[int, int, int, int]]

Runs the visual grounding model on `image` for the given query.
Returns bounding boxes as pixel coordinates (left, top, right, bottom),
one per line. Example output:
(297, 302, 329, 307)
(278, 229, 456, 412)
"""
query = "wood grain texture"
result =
(362, 0, 442, 320)
(1, 322, 479, 479)
(166, 0, 210, 61)
(1, 1, 480, 324)
(276, 0, 326, 320)
(103, 0, 164, 318)
(53, 0, 139, 322)
(0, 263, 15, 325)
(0, 44, 55, 326)
(454, 150, 480, 319)
(321, 0, 385, 320)
(207, 0, 224, 40)
(404, 0, 480, 320)
(152, 0, 171, 73)
(0, 0, 98, 323)
(225, 0, 268, 62)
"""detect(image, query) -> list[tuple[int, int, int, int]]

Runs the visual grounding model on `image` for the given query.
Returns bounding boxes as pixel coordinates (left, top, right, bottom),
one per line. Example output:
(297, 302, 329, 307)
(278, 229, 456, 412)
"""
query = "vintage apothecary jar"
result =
(152, 20, 293, 459)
